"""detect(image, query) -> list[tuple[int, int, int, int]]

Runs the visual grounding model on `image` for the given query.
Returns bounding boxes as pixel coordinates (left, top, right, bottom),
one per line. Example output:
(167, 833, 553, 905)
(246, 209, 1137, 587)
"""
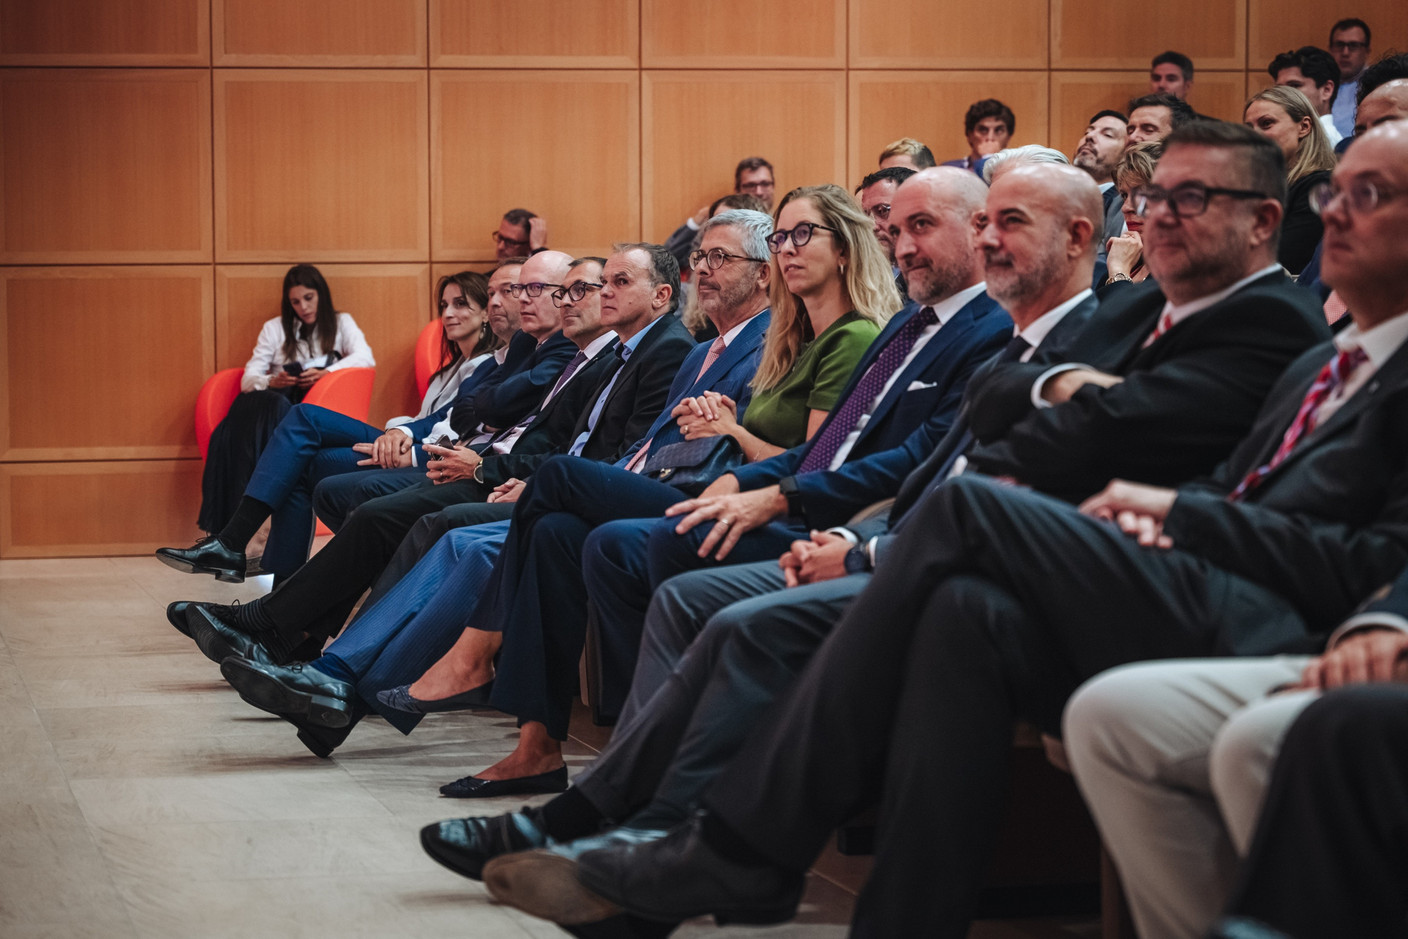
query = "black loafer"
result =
(439, 765, 569, 799)
(185, 604, 275, 665)
(419, 808, 551, 881)
(219, 657, 354, 728)
(375, 679, 495, 714)
(155, 535, 246, 583)
(576, 812, 804, 926)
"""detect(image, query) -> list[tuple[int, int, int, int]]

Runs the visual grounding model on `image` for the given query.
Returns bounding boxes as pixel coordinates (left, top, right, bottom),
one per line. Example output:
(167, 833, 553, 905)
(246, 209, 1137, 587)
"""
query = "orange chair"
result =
(414, 319, 448, 399)
(194, 367, 377, 536)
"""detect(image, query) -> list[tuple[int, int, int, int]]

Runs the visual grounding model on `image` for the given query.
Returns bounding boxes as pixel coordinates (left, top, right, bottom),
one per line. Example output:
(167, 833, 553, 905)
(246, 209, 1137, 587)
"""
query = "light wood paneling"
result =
(0, 460, 204, 558)
(642, 0, 845, 68)
(0, 267, 213, 462)
(0, 0, 207, 65)
(850, 0, 1047, 69)
(216, 264, 429, 425)
(1050, 71, 1251, 153)
(213, 0, 425, 66)
(0, 69, 212, 263)
(644, 71, 846, 243)
(1053, 0, 1246, 69)
(431, 0, 638, 68)
(850, 72, 1050, 186)
(214, 70, 429, 262)
(1249, 0, 1408, 70)
(432, 71, 640, 262)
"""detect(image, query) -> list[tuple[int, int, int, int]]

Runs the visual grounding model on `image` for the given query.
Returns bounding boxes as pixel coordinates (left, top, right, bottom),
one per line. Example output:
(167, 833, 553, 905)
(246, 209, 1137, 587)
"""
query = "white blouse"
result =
(241, 312, 376, 392)
(383, 352, 490, 430)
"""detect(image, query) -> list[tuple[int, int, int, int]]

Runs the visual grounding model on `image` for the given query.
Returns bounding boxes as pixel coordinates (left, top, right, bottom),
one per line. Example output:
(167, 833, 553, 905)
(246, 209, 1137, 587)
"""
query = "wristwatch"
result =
(1108, 272, 1133, 283)
(843, 544, 873, 575)
(472, 459, 486, 484)
(778, 476, 804, 520)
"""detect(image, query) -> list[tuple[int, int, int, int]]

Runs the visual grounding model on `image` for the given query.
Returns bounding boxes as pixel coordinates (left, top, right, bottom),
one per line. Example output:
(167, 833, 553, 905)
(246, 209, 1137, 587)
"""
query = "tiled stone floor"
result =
(0, 554, 1097, 938)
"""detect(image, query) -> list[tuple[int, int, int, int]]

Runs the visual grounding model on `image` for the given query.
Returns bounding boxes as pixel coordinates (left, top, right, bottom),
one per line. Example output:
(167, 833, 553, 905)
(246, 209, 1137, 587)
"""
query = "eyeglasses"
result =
(492, 231, 531, 249)
(863, 203, 891, 222)
(1329, 40, 1368, 52)
(1309, 179, 1392, 217)
(738, 180, 774, 193)
(688, 247, 767, 271)
(550, 281, 604, 307)
(1132, 183, 1270, 219)
(766, 222, 841, 253)
(509, 282, 563, 298)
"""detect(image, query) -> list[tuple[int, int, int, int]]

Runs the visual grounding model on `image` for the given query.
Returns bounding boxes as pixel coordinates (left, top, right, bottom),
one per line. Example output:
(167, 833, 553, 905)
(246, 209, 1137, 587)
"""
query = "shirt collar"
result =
(578, 331, 618, 360)
(1334, 311, 1408, 368)
(925, 282, 987, 326)
(1159, 264, 1283, 330)
(720, 310, 766, 346)
(1019, 288, 1093, 349)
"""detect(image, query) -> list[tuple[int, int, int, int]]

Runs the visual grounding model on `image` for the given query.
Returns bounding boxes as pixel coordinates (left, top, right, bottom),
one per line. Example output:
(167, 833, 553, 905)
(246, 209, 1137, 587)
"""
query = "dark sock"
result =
(539, 786, 606, 842)
(217, 497, 272, 551)
(310, 653, 356, 684)
(220, 600, 301, 664)
(701, 811, 781, 869)
(289, 634, 325, 661)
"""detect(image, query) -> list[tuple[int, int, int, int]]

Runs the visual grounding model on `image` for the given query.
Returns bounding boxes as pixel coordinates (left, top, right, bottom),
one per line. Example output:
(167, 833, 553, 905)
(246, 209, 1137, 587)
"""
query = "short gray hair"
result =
(700, 209, 773, 262)
(982, 145, 1071, 184)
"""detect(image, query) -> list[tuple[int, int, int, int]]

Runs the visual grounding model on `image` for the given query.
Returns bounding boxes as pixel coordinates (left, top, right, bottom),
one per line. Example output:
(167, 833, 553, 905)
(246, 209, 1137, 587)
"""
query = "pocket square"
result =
(906, 380, 938, 391)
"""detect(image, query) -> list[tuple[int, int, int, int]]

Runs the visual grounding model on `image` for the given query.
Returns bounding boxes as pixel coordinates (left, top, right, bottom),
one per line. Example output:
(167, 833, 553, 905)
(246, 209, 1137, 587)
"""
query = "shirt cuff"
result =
(1031, 363, 1092, 410)
(824, 527, 860, 546)
(686, 217, 700, 231)
(1327, 612, 1408, 648)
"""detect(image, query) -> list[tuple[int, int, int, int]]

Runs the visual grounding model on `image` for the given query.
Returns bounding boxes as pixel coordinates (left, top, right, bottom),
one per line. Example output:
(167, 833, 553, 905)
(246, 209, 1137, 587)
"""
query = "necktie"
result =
(1141, 310, 1176, 348)
(488, 350, 587, 447)
(1227, 346, 1369, 501)
(796, 307, 941, 474)
(1323, 290, 1349, 324)
(626, 336, 728, 473)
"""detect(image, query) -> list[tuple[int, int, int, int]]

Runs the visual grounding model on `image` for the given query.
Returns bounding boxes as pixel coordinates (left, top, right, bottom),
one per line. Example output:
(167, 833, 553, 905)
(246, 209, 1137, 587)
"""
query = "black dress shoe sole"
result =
(220, 658, 351, 729)
(166, 602, 193, 637)
(419, 823, 493, 881)
(483, 851, 622, 925)
(155, 548, 245, 583)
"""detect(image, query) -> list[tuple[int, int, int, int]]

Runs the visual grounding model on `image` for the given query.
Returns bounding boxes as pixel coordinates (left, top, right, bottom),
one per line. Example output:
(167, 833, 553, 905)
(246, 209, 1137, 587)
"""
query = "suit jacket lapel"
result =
(690, 310, 768, 395)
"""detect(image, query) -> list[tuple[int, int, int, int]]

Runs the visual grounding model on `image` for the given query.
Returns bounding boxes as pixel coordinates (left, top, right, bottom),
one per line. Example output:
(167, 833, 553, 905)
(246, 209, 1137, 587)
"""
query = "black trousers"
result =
(260, 478, 490, 640)
(1227, 684, 1408, 939)
(701, 474, 1305, 938)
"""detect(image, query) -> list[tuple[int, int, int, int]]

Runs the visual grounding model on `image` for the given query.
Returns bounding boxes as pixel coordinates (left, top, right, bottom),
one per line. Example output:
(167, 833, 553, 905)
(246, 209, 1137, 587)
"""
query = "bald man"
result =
(1355, 77, 1408, 135)
(426, 151, 1325, 930)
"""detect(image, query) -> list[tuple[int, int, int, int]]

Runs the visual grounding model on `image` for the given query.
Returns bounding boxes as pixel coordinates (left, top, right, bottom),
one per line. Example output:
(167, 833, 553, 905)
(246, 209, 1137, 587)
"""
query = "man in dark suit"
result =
(155, 254, 578, 581)
(562, 122, 1408, 938)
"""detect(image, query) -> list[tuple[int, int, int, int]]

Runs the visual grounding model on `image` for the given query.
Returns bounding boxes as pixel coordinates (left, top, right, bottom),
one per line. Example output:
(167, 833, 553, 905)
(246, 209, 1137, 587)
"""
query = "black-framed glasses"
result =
(863, 203, 891, 222)
(766, 222, 841, 253)
(1309, 179, 1391, 217)
(509, 282, 563, 298)
(550, 281, 604, 307)
(1329, 40, 1368, 52)
(688, 247, 767, 271)
(1132, 183, 1271, 219)
(738, 179, 774, 193)
(492, 231, 531, 249)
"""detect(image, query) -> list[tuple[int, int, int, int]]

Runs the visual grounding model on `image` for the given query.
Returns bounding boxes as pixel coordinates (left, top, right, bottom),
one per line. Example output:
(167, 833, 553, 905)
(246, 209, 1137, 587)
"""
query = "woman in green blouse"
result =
(674, 183, 900, 460)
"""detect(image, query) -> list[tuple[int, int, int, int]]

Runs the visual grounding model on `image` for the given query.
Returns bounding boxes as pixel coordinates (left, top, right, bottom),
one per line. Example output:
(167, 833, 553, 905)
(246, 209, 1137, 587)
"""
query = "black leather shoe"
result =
(279, 713, 353, 759)
(419, 809, 551, 881)
(375, 679, 495, 714)
(219, 657, 354, 728)
(166, 601, 193, 637)
(184, 604, 275, 666)
(576, 813, 803, 926)
(482, 827, 668, 925)
(155, 535, 246, 583)
(439, 765, 568, 798)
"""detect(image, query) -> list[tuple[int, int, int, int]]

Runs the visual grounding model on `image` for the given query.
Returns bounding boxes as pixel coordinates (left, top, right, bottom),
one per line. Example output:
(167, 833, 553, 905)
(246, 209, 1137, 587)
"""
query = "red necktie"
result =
(1141, 311, 1175, 348)
(1228, 346, 1369, 501)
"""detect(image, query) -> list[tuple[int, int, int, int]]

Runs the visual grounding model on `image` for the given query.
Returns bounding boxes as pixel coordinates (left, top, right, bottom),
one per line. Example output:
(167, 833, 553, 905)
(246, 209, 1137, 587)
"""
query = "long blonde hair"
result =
(754, 184, 898, 390)
(1245, 85, 1337, 185)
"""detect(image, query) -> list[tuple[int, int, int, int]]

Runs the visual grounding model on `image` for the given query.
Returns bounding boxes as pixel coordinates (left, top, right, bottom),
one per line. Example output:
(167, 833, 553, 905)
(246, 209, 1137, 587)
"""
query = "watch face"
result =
(844, 545, 869, 574)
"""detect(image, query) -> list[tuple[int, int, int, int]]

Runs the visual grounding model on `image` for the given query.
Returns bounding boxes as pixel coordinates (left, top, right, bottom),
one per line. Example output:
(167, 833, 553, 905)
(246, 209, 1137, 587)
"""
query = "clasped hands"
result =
(353, 431, 415, 469)
(664, 474, 787, 561)
(1079, 478, 1179, 549)
(672, 391, 741, 440)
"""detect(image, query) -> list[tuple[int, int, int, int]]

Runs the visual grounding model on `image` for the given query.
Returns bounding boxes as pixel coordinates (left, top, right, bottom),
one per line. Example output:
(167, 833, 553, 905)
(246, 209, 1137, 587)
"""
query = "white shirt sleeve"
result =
(240, 318, 286, 392)
(327, 312, 375, 371)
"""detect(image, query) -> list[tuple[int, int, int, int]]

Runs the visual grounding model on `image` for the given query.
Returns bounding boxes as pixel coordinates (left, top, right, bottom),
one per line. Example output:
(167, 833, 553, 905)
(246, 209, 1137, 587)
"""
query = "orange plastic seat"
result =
(414, 319, 447, 399)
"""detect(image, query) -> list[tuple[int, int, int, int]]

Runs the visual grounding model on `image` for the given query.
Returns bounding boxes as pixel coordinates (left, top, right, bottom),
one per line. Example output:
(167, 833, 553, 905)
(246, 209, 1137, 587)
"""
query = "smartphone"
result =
(283, 362, 304, 377)
(427, 435, 458, 461)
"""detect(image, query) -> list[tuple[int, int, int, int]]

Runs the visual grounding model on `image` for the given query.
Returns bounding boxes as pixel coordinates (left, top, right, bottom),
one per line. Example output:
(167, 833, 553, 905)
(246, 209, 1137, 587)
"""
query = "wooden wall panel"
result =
(1249, 0, 1408, 70)
(644, 71, 846, 243)
(1053, 0, 1246, 69)
(1050, 71, 1251, 152)
(850, 0, 1047, 69)
(432, 71, 640, 262)
(215, 71, 429, 262)
(850, 72, 1051, 187)
(0, 461, 204, 558)
(431, 0, 638, 67)
(0, 267, 213, 462)
(0, 69, 212, 263)
(213, 0, 425, 66)
(216, 264, 429, 426)
(0, 0, 207, 66)
(642, 0, 845, 68)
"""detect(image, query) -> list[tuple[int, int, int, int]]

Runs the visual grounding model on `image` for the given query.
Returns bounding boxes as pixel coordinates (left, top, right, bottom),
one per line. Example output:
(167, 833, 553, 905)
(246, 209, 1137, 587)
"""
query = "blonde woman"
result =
(1103, 141, 1163, 291)
(674, 184, 897, 462)
(1244, 85, 1337, 273)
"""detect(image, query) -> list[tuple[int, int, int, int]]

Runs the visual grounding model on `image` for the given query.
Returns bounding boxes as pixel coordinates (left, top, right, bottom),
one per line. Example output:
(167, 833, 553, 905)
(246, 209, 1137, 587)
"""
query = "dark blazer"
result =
(477, 337, 622, 487)
(1165, 333, 1408, 642)
(576, 314, 698, 463)
(966, 273, 1330, 501)
(730, 293, 1013, 528)
(447, 330, 578, 439)
(395, 338, 524, 444)
(617, 309, 772, 465)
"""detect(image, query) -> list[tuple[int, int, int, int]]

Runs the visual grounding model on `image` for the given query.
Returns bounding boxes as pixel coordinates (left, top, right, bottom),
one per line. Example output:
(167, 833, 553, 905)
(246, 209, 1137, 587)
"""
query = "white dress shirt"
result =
(241, 312, 375, 392)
